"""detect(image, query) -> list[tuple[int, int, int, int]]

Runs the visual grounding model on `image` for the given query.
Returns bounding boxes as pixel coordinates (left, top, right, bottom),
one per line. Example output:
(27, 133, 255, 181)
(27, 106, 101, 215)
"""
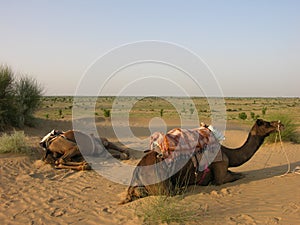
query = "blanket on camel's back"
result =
(150, 126, 223, 172)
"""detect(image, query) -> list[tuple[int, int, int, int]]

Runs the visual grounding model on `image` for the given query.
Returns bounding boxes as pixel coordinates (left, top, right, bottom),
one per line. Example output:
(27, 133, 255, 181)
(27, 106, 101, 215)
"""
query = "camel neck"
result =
(221, 133, 266, 167)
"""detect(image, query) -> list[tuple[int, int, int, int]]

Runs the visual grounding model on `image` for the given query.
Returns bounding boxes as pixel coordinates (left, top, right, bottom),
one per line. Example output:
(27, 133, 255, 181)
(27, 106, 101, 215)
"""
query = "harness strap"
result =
(197, 167, 210, 185)
(191, 155, 199, 175)
(192, 152, 210, 185)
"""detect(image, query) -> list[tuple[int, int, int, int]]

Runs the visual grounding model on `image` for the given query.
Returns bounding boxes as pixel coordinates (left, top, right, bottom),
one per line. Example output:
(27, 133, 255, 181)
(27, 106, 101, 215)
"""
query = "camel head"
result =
(251, 119, 284, 137)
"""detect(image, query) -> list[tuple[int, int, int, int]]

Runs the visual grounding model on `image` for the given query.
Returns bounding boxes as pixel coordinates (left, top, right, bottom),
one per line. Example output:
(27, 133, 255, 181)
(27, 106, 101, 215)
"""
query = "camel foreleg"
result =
(55, 161, 91, 170)
(101, 138, 129, 153)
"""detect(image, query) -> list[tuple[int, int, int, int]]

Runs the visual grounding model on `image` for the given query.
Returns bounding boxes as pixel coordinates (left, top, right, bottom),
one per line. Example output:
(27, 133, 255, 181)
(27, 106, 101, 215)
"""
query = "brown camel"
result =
(120, 119, 283, 204)
(40, 130, 129, 170)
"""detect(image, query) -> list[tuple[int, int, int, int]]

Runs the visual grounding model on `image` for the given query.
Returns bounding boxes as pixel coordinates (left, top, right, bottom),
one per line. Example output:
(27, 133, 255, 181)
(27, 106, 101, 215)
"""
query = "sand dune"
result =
(1, 124, 300, 224)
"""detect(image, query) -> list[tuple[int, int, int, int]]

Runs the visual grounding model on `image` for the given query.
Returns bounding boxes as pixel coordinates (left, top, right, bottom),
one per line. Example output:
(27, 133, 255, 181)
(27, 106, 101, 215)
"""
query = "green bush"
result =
(262, 107, 267, 116)
(238, 112, 247, 120)
(267, 114, 300, 144)
(14, 76, 43, 127)
(160, 108, 164, 117)
(0, 131, 30, 154)
(103, 108, 111, 117)
(0, 65, 15, 129)
(0, 65, 43, 129)
(250, 112, 260, 120)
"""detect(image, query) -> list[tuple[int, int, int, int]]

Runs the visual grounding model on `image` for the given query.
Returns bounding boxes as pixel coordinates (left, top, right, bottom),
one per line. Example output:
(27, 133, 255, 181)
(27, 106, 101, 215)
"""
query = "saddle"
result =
(150, 124, 223, 172)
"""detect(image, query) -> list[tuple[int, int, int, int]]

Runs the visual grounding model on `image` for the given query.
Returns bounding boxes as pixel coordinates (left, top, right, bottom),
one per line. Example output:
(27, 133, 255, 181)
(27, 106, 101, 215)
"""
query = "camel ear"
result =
(256, 119, 264, 126)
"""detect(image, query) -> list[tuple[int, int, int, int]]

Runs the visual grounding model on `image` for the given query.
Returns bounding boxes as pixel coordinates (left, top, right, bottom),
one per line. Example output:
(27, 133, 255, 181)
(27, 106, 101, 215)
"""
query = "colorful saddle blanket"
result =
(150, 126, 223, 172)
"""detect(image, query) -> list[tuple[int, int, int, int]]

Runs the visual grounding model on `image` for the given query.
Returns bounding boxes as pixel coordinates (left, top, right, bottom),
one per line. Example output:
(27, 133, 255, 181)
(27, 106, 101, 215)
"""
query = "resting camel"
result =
(40, 130, 129, 170)
(120, 119, 283, 204)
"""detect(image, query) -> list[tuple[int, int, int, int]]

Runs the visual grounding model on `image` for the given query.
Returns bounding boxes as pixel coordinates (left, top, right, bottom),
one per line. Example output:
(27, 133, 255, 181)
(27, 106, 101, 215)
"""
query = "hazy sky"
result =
(1, 0, 299, 97)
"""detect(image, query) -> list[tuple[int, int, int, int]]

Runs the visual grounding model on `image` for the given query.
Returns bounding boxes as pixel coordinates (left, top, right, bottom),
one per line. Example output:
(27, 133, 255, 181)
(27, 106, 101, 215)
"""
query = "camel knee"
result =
(119, 186, 148, 205)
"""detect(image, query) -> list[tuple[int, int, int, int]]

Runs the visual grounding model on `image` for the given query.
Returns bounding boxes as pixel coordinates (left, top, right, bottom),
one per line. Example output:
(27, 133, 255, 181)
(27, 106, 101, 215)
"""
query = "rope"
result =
(264, 121, 294, 177)
(277, 122, 291, 177)
(263, 132, 278, 168)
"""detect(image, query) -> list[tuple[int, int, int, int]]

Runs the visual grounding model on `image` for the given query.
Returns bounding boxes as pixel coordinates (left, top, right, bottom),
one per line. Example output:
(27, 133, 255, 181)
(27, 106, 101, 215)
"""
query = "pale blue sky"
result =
(0, 0, 299, 96)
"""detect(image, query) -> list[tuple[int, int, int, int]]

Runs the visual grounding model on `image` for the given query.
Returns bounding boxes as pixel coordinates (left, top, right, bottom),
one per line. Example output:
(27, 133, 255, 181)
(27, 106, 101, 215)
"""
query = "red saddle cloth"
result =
(150, 126, 222, 171)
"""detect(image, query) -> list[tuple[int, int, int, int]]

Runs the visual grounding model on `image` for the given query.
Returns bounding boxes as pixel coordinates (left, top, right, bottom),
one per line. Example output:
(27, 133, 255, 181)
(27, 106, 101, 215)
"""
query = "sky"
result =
(0, 0, 299, 97)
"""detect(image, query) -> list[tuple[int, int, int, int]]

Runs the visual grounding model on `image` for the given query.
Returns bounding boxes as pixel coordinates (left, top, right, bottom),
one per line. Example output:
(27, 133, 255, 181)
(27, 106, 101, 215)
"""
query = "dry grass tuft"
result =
(0, 130, 31, 154)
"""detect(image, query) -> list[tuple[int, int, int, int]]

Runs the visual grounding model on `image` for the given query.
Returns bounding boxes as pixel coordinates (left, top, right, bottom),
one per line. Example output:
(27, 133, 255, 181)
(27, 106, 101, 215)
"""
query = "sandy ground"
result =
(0, 120, 300, 225)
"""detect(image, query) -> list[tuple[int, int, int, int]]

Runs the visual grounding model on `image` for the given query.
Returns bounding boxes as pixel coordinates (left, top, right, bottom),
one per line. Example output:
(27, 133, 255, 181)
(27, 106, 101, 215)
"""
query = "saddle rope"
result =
(264, 121, 293, 177)
(277, 122, 291, 177)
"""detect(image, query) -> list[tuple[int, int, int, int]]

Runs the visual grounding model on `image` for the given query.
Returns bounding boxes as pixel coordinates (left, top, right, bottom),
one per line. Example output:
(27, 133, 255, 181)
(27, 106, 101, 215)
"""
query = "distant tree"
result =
(160, 109, 164, 117)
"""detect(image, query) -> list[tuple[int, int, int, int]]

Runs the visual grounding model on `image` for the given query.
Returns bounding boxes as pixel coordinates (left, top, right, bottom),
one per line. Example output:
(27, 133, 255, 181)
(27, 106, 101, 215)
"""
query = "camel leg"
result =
(119, 186, 148, 205)
(227, 170, 245, 180)
(55, 163, 91, 171)
(57, 146, 81, 165)
(61, 161, 89, 166)
(42, 149, 51, 161)
(211, 161, 244, 185)
(222, 171, 244, 184)
(101, 138, 129, 153)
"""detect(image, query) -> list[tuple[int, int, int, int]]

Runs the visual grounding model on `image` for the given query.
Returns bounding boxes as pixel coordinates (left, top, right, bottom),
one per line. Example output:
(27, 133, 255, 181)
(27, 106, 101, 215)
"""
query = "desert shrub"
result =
(262, 107, 267, 116)
(0, 65, 15, 129)
(238, 112, 247, 120)
(189, 108, 195, 115)
(266, 114, 300, 144)
(0, 131, 30, 154)
(103, 108, 111, 117)
(13, 76, 43, 127)
(250, 112, 260, 120)
(0, 65, 43, 129)
(226, 108, 237, 112)
(160, 108, 164, 117)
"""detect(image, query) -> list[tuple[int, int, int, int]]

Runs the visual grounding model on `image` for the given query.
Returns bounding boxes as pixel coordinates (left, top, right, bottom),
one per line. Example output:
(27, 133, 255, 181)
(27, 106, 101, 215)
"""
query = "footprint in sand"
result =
(282, 202, 300, 215)
(210, 188, 232, 197)
(265, 217, 281, 225)
(50, 208, 66, 217)
(229, 214, 257, 225)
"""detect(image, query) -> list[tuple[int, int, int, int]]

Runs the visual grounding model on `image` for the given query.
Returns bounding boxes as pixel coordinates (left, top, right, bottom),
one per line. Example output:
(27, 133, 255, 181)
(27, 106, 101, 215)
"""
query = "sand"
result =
(0, 121, 300, 225)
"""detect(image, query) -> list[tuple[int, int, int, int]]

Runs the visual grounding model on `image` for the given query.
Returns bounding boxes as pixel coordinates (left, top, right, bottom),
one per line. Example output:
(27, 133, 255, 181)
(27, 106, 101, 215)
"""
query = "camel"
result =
(120, 119, 283, 204)
(40, 130, 129, 170)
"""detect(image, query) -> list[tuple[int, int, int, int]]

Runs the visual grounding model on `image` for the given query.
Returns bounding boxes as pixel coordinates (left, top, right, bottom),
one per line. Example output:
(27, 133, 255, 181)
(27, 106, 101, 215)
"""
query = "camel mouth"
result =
(271, 120, 285, 132)
(276, 120, 284, 131)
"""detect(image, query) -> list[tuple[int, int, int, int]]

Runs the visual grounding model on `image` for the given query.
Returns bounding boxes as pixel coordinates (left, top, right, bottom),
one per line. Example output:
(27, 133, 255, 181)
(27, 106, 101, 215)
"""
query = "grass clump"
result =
(0, 131, 31, 154)
(136, 195, 205, 224)
(266, 114, 300, 144)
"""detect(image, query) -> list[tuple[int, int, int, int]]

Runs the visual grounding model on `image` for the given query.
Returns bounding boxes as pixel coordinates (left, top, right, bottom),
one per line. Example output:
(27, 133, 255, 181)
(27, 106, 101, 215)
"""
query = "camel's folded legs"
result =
(55, 162, 91, 170)
(101, 138, 129, 153)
